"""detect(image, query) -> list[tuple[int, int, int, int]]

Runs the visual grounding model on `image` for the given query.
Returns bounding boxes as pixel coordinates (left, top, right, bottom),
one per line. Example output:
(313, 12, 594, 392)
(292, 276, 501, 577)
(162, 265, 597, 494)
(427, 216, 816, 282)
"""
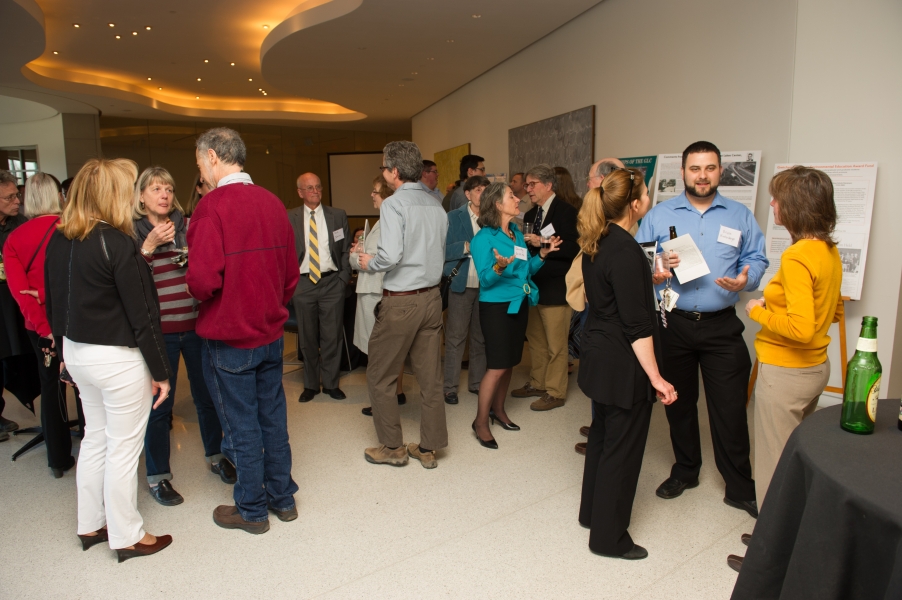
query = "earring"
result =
(140, 201, 145, 209)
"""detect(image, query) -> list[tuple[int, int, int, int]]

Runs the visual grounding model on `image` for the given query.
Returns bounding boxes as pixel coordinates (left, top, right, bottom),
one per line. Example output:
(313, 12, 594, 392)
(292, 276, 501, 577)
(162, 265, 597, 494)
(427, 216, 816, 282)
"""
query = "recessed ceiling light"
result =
(230, 62, 235, 66)
(427, 57, 434, 61)
(145, 26, 151, 31)
(115, 35, 121, 39)
(108, 23, 115, 28)
(53, 51, 59, 55)
(204, 59, 209, 63)
(147, 77, 152, 80)
(472, 14, 481, 18)
(411, 72, 418, 75)
(263, 24, 269, 29)
(73, 23, 80, 28)
(446, 39, 454, 43)
(248, 78, 253, 82)
(132, 31, 138, 36)
(399, 84, 405, 87)
(158, 87, 163, 90)
(197, 78, 202, 81)
(195, 96, 200, 99)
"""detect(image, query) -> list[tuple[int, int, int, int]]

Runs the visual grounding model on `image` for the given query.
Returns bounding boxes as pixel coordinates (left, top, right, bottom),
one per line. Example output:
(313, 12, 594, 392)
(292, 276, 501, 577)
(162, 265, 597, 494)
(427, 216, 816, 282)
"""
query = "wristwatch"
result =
(140, 247, 153, 258)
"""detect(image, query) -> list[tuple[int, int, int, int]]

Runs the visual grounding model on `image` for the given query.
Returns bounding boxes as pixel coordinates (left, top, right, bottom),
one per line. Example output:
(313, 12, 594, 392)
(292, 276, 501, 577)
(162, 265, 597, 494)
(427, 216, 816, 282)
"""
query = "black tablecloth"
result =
(732, 401, 902, 600)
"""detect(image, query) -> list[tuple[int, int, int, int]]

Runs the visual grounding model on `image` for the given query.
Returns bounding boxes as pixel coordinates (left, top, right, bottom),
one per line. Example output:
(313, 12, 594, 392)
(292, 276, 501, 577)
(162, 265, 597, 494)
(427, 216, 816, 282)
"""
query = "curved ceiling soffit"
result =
(261, 0, 363, 58)
(17, 0, 366, 122)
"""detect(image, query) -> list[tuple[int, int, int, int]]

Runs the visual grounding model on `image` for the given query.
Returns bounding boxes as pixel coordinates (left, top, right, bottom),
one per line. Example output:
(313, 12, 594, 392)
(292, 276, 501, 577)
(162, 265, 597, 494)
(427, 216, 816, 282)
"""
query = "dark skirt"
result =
(479, 301, 528, 370)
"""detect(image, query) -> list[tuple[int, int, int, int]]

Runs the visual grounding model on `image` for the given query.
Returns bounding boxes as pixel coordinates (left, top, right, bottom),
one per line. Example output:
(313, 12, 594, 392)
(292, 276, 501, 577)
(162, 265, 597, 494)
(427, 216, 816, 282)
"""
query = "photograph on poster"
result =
(761, 162, 878, 300)
(620, 156, 657, 189)
(652, 150, 762, 212)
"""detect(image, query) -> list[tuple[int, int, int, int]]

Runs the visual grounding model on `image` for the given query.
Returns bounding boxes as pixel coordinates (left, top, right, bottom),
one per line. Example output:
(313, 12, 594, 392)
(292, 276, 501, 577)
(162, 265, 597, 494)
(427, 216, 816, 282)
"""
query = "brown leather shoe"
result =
(530, 393, 565, 411)
(575, 442, 586, 455)
(407, 443, 437, 469)
(579, 426, 590, 438)
(741, 533, 752, 546)
(364, 445, 409, 466)
(115, 534, 173, 563)
(727, 554, 744, 572)
(213, 505, 270, 534)
(511, 383, 546, 398)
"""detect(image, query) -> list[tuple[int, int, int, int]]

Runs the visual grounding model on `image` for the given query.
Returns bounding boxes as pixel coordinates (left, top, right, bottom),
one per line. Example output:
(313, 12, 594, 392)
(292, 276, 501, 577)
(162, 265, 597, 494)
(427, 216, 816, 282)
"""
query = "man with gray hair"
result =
(187, 127, 300, 534)
(513, 164, 580, 411)
(356, 141, 448, 469)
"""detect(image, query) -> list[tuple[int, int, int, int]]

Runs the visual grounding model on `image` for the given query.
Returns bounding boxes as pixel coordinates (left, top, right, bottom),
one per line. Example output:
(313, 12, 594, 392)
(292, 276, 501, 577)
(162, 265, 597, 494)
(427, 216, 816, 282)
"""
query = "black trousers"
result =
(579, 400, 652, 555)
(26, 330, 74, 469)
(659, 309, 755, 502)
(292, 273, 345, 390)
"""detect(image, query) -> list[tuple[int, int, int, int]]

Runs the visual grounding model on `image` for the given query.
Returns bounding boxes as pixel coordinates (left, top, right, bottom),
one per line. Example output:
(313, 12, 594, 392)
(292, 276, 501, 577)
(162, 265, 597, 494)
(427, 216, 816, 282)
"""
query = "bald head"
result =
(587, 157, 625, 190)
(297, 172, 323, 209)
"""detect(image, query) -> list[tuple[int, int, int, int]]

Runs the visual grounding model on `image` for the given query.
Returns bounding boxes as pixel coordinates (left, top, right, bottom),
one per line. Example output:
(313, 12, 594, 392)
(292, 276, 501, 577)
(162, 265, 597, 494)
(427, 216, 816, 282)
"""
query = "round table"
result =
(732, 400, 902, 600)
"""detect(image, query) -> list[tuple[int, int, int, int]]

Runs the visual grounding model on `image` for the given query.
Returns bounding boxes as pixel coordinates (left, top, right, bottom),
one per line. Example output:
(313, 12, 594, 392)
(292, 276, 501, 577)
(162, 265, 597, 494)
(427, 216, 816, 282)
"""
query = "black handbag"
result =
(440, 258, 467, 311)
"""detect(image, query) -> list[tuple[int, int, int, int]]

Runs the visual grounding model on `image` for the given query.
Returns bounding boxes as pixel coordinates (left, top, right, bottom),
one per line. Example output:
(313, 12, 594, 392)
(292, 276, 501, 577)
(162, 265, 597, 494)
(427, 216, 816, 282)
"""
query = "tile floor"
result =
(0, 343, 753, 599)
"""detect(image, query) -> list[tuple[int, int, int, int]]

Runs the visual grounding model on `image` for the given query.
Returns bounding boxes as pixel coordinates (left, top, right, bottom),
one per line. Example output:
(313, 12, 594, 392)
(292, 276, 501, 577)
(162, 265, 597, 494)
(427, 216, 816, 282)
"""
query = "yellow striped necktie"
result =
(308, 209, 321, 284)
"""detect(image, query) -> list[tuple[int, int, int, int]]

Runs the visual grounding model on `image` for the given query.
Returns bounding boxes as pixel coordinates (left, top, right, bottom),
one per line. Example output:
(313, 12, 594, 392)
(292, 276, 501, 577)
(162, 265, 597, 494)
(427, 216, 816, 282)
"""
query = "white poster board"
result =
(328, 152, 383, 216)
(652, 150, 762, 213)
(761, 162, 878, 300)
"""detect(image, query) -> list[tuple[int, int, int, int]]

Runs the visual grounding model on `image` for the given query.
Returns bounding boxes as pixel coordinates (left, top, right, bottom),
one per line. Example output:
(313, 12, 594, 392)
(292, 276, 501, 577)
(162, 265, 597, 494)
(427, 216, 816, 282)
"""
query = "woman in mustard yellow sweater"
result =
(744, 166, 843, 507)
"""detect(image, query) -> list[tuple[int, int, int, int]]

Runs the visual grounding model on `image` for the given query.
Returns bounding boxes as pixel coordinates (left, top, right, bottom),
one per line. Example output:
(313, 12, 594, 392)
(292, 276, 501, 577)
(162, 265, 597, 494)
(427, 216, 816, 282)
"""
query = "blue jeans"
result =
(144, 330, 224, 484)
(202, 337, 297, 522)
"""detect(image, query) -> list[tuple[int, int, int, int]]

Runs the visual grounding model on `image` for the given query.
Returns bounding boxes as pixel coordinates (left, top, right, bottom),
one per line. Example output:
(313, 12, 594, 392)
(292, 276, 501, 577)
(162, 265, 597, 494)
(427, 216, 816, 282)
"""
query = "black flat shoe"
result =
(444, 392, 458, 405)
(77, 528, 109, 551)
(211, 458, 237, 484)
(471, 421, 498, 449)
(116, 535, 172, 563)
(397, 393, 406, 405)
(489, 411, 520, 431)
(323, 387, 346, 400)
(149, 480, 184, 506)
(591, 544, 648, 560)
(298, 388, 319, 402)
(51, 455, 77, 479)
(724, 497, 759, 519)
(655, 477, 699, 499)
(362, 406, 373, 416)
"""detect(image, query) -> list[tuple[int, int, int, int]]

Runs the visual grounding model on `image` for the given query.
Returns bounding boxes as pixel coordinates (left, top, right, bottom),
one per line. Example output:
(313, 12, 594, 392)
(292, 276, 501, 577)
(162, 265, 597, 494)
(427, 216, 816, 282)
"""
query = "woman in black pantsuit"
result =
(576, 168, 677, 560)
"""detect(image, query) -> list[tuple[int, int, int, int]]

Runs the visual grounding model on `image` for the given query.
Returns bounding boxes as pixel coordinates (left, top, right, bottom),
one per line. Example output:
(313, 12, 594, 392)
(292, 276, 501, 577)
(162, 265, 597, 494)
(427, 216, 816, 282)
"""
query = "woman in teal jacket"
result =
(470, 182, 561, 448)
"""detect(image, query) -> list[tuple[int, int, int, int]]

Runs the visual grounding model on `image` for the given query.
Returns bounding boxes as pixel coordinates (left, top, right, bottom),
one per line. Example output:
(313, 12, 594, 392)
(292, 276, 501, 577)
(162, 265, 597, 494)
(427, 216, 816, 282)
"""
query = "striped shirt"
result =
(143, 248, 198, 333)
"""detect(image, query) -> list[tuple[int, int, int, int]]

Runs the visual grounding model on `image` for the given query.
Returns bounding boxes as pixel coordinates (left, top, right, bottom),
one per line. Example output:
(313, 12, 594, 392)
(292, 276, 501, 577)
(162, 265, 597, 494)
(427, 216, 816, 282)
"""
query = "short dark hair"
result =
(60, 177, 74, 197)
(463, 175, 490, 193)
(383, 141, 423, 182)
(769, 166, 837, 246)
(422, 159, 436, 168)
(459, 154, 484, 180)
(682, 141, 721, 168)
(511, 172, 524, 180)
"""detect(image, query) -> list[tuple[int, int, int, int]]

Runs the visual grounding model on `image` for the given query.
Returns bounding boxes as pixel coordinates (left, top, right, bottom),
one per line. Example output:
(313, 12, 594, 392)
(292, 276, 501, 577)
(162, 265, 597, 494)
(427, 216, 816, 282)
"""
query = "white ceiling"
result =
(1, 0, 604, 132)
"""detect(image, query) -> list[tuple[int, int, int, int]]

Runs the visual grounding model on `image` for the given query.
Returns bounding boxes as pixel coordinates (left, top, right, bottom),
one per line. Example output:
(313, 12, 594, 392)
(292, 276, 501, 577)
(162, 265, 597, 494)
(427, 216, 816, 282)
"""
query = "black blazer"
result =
(43, 225, 171, 381)
(287, 204, 351, 284)
(524, 196, 580, 305)
(577, 224, 660, 408)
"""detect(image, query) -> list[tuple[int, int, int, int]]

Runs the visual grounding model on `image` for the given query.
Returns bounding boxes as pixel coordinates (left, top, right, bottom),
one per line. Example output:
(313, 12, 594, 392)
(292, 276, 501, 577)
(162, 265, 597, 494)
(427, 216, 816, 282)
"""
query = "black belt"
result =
(304, 270, 337, 277)
(671, 306, 734, 321)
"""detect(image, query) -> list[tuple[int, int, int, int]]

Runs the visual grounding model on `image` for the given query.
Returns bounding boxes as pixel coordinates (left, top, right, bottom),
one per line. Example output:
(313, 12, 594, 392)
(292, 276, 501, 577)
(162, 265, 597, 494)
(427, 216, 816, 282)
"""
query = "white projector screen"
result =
(328, 152, 383, 216)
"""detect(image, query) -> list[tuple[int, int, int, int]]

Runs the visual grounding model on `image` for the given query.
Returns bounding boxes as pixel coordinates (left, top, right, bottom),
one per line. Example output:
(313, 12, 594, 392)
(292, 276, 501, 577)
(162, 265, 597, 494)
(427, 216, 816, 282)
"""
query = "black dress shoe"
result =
(0, 416, 19, 433)
(724, 497, 759, 519)
(362, 406, 373, 416)
(149, 479, 184, 506)
(51, 455, 77, 479)
(77, 528, 109, 551)
(323, 388, 346, 400)
(727, 554, 744, 572)
(591, 544, 648, 560)
(489, 410, 520, 431)
(471, 421, 498, 449)
(298, 388, 319, 402)
(397, 393, 406, 405)
(655, 477, 699, 499)
(211, 458, 237, 484)
(444, 392, 458, 405)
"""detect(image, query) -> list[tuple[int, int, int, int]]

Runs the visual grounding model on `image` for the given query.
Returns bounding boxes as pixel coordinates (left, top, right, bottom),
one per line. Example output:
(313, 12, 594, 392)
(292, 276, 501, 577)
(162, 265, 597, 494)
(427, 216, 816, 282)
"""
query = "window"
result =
(1, 147, 39, 185)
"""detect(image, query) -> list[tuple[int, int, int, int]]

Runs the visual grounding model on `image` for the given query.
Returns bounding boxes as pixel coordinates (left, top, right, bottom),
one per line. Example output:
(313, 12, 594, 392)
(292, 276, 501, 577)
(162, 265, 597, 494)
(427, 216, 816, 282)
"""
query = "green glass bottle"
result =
(840, 316, 882, 434)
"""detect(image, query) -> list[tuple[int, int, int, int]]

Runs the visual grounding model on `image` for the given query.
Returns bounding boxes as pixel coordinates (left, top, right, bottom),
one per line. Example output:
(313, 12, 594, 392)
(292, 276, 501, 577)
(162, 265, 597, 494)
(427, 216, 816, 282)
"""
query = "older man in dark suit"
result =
(289, 172, 351, 401)
(513, 163, 580, 411)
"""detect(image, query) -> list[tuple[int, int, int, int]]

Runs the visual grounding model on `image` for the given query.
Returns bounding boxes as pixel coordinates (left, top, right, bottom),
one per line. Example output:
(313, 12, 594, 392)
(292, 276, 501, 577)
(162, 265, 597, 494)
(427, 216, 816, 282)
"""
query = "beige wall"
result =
(413, 0, 902, 397)
(0, 113, 68, 180)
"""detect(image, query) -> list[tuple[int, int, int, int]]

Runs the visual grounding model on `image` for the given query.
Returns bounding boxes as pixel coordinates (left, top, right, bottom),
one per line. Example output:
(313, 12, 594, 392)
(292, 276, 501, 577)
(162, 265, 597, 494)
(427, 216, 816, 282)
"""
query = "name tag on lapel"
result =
(333, 228, 345, 241)
(540, 223, 556, 237)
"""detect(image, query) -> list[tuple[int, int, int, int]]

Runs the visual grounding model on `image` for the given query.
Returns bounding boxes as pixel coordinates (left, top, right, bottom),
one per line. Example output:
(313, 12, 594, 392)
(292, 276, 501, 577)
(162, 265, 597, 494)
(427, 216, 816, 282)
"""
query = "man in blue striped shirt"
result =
(636, 141, 768, 519)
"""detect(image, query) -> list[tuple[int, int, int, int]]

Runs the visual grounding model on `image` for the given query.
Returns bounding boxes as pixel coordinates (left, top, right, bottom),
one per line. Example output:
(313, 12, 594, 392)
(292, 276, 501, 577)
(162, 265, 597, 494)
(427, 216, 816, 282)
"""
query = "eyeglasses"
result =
(0, 192, 21, 202)
(370, 189, 380, 196)
(423, 169, 438, 175)
(379, 166, 391, 173)
(473, 167, 486, 173)
(298, 185, 323, 193)
(524, 181, 544, 189)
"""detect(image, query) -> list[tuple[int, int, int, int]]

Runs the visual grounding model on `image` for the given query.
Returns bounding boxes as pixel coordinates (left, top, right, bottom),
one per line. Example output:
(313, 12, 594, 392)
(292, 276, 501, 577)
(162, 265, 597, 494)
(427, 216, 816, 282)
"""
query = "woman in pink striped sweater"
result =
(134, 166, 235, 507)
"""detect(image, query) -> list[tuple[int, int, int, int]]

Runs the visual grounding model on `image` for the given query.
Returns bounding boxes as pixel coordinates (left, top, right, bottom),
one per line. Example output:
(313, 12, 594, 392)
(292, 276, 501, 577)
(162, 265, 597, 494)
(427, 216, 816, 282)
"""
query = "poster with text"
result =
(761, 162, 878, 300)
(652, 151, 761, 213)
(620, 155, 657, 189)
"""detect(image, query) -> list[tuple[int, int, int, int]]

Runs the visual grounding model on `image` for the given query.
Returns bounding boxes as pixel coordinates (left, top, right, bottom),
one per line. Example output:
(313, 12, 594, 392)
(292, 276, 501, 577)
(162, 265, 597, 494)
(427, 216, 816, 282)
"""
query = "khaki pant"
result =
(526, 304, 571, 399)
(367, 288, 448, 451)
(753, 359, 830, 506)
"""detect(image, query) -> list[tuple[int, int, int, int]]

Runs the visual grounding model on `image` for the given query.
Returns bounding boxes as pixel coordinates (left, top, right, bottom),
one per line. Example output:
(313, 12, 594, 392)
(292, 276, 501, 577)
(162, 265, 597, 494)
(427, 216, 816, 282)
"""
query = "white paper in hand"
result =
(514, 246, 528, 260)
(717, 225, 741, 248)
(661, 234, 710, 284)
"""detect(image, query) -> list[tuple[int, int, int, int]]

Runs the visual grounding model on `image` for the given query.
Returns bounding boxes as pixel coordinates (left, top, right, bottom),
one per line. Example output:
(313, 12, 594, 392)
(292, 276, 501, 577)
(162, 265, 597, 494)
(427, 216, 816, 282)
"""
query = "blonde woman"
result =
(576, 168, 676, 560)
(44, 158, 172, 561)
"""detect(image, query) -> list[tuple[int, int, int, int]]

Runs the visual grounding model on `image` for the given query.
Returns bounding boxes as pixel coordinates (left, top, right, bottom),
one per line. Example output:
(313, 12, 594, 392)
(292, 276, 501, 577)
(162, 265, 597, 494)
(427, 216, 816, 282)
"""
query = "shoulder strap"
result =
(25, 218, 58, 273)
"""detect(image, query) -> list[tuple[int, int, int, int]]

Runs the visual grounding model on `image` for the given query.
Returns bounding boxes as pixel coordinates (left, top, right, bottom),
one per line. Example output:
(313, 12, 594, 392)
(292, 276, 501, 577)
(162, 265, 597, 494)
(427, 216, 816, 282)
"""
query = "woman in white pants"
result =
(44, 158, 173, 562)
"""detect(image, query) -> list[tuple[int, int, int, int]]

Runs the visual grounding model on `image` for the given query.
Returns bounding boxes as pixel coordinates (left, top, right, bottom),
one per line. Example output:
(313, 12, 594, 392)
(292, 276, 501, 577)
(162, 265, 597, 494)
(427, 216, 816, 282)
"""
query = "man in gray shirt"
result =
(357, 141, 448, 469)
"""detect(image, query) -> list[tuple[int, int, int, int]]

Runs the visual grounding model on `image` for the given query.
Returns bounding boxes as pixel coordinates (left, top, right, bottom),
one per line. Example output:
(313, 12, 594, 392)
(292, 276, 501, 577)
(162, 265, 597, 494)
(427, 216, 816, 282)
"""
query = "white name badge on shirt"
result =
(518, 211, 525, 221)
(332, 228, 345, 241)
(717, 225, 741, 248)
(514, 246, 528, 260)
(540, 223, 556, 237)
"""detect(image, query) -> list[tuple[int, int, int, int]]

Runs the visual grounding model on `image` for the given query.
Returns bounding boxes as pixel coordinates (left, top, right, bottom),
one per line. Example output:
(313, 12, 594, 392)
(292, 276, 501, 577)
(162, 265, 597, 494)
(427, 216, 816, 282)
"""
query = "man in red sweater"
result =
(187, 127, 299, 534)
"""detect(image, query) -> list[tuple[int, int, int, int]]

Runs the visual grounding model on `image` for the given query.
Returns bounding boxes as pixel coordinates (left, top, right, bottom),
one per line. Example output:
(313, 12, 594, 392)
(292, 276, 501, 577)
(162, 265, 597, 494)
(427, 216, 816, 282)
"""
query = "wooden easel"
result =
(747, 296, 850, 405)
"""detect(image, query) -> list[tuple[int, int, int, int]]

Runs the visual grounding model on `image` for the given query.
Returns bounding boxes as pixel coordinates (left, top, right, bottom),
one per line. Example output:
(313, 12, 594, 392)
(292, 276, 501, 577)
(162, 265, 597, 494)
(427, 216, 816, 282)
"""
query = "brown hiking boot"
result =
(364, 445, 409, 466)
(530, 393, 566, 411)
(406, 443, 437, 469)
(213, 505, 270, 534)
(511, 383, 546, 398)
